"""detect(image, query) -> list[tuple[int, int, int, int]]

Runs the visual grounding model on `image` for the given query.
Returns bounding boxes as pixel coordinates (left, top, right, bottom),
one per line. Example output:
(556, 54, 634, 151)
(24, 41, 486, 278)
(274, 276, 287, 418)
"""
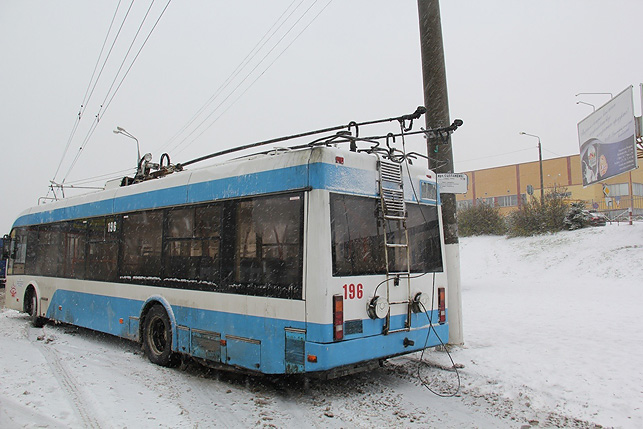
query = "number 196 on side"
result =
(342, 283, 363, 300)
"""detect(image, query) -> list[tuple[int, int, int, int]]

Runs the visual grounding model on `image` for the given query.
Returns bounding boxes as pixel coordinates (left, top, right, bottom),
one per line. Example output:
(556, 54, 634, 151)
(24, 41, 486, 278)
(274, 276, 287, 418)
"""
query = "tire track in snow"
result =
(126, 359, 250, 428)
(258, 379, 333, 428)
(28, 326, 103, 429)
(176, 377, 248, 428)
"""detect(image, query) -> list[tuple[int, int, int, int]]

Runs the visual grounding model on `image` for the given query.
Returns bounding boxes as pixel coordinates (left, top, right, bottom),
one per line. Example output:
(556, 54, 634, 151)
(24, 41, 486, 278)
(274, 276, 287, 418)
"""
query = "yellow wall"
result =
(456, 154, 643, 215)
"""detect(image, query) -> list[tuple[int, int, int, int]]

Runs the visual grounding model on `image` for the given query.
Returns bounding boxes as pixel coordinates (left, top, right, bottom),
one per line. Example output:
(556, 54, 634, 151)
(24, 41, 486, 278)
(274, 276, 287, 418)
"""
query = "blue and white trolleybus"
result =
(4, 112, 454, 377)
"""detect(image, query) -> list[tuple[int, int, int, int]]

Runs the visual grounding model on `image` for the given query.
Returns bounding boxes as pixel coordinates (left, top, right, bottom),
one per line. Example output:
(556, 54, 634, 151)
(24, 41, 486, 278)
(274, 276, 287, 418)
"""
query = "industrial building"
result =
(456, 154, 643, 219)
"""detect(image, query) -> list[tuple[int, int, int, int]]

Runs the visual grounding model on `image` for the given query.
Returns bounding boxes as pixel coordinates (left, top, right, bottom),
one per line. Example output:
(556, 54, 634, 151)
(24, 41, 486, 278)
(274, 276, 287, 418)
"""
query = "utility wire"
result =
(157, 0, 302, 154)
(80, 0, 126, 119)
(51, 0, 126, 185)
(60, 0, 138, 185)
(63, 168, 137, 187)
(83, 0, 136, 118)
(457, 148, 534, 165)
(101, 0, 173, 121)
(97, 0, 159, 116)
(173, 0, 333, 157)
(458, 146, 564, 168)
(74, 0, 159, 159)
(170, 0, 321, 156)
(62, 0, 173, 184)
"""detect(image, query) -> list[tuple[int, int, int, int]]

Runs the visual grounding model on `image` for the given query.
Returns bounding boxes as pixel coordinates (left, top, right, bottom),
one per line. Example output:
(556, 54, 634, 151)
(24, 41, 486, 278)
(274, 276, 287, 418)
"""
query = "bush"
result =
(457, 203, 506, 236)
(507, 188, 569, 237)
(564, 201, 589, 230)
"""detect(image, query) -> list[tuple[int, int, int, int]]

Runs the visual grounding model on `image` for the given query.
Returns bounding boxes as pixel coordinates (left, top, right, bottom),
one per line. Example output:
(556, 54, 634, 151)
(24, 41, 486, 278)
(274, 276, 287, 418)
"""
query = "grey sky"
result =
(1, 1, 642, 233)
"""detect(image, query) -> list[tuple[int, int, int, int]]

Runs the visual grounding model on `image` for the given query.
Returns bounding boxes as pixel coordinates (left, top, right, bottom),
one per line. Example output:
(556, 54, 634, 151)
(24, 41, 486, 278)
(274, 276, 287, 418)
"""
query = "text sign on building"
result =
(438, 173, 468, 194)
(577, 86, 638, 187)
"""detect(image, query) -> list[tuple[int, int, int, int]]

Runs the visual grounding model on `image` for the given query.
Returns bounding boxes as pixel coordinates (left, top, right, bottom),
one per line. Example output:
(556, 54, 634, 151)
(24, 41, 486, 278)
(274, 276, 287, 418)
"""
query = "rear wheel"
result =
(143, 305, 179, 367)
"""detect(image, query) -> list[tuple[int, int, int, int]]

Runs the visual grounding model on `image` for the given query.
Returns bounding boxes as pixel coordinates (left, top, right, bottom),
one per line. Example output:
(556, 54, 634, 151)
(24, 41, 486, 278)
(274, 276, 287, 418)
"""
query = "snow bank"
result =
(457, 222, 643, 428)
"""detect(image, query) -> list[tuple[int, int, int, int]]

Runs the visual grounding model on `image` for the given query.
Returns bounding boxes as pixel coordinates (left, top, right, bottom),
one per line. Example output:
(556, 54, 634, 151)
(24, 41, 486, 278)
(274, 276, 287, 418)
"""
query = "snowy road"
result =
(0, 303, 520, 428)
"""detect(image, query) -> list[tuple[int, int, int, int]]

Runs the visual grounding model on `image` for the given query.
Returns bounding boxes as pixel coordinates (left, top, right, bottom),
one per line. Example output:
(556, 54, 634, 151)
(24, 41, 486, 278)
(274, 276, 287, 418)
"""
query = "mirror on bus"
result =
(2, 234, 10, 259)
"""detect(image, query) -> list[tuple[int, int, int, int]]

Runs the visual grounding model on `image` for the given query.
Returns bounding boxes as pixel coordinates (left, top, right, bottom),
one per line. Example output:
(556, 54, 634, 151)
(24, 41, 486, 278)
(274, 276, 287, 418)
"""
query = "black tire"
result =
(29, 292, 45, 328)
(143, 305, 179, 367)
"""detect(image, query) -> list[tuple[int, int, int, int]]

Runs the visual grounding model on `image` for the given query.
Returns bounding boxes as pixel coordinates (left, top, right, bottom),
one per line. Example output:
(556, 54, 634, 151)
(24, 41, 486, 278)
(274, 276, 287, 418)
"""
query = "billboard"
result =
(577, 86, 638, 187)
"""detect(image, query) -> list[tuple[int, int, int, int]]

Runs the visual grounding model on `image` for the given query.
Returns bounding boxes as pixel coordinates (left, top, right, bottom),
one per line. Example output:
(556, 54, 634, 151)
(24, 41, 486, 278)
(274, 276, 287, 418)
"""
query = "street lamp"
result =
(113, 126, 141, 168)
(519, 132, 544, 205)
(576, 101, 596, 112)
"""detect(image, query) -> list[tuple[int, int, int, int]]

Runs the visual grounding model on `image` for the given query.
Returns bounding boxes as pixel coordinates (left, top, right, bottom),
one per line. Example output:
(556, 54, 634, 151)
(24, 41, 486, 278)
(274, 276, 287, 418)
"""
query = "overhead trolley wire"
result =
(61, 0, 173, 185)
(96, 0, 160, 116)
(170, 0, 333, 157)
(79, 0, 125, 118)
(177, 0, 335, 156)
(157, 0, 302, 154)
(62, 167, 137, 187)
(100, 0, 173, 120)
(82, 0, 136, 118)
(56, 0, 137, 187)
(64, 0, 138, 175)
(51, 0, 126, 187)
(169, 0, 321, 156)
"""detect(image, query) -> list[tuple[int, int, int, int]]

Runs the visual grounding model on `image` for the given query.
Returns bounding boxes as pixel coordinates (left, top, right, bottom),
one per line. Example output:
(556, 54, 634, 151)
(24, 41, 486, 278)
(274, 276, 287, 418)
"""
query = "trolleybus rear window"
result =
(330, 193, 442, 276)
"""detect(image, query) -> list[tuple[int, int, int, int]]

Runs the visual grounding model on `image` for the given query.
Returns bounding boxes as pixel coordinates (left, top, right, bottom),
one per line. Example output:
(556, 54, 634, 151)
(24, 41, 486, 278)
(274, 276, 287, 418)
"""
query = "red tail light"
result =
(333, 294, 344, 341)
(438, 287, 446, 324)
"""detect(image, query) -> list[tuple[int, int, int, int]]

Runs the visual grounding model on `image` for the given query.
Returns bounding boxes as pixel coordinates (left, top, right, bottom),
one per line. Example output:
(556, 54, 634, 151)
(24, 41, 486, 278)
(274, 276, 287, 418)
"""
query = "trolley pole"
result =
(417, 0, 463, 345)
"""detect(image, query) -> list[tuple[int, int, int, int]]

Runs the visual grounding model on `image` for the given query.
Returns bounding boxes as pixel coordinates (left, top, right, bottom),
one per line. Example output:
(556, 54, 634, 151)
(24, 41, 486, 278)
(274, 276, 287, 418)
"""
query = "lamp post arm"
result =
(113, 127, 142, 168)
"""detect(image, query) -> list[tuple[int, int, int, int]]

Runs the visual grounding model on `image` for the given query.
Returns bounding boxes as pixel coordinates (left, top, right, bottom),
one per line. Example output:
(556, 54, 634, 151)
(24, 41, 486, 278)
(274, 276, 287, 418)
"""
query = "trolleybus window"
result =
(330, 193, 442, 276)
(33, 225, 64, 277)
(121, 212, 163, 280)
(406, 204, 443, 272)
(163, 204, 222, 287)
(330, 194, 384, 276)
(8, 228, 27, 275)
(232, 193, 303, 298)
(87, 217, 119, 282)
(64, 220, 87, 279)
(25, 228, 38, 275)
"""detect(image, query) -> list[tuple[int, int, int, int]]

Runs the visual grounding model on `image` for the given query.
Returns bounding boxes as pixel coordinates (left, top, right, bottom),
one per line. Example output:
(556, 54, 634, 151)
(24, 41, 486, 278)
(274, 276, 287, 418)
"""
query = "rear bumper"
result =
(303, 322, 449, 372)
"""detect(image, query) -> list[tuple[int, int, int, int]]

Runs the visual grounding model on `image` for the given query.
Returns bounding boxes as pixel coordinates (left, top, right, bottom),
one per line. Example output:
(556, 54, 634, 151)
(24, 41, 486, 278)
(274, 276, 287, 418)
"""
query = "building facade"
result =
(456, 154, 643, 218)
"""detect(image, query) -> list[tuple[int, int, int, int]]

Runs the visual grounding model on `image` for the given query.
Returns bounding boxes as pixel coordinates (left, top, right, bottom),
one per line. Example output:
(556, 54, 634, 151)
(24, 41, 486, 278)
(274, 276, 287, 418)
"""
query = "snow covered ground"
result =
(457, 222, 643, 428)
(1, 222, 641, 428)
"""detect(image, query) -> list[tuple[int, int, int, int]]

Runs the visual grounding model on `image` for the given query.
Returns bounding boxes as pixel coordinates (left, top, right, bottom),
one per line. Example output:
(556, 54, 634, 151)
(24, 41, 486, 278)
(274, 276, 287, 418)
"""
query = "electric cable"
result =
(62, 168, 137, 187)
(59, 0, 141, 184)
(82, 0, 136, 118)
(97, 0, 160, 115)
(415, 274, 461, 397)
(79, 0, 125, 117)
(157, 0, 303, 153)
(368, 123, 437, 297)
(169, 0, 321, 155)
(61, 0, 173, 184)
(396, 121, 460, 396)
(172, 0, 333, 157)
(94, 0, 173, 125)
(170, 0, 323, 155)
(51, 0, 127, 185)
(457, 148, 533, 165)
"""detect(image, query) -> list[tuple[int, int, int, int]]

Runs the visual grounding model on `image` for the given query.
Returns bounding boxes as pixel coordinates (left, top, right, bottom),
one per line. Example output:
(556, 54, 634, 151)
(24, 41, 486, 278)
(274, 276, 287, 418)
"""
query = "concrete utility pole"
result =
(417, 0, 463, 345)
(519, 132, 545, 206)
